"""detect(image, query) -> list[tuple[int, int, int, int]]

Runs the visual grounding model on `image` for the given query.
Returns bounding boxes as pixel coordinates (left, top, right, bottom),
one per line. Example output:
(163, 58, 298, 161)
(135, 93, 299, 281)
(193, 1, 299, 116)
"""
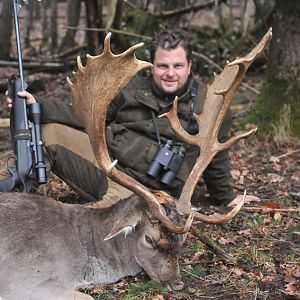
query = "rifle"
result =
(0, 0, 47, 192)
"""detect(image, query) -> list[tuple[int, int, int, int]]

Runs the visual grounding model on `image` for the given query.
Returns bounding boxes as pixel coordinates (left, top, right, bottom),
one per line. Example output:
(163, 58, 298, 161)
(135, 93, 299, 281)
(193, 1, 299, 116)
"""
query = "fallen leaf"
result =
(267, 173, 284, 183)
(284, 282, 300, 296)
(293, 271, 300, 279)
(218, 237, 238, 245)
(269, 156, 280, 163)
(273, 212, 282, 221)
(232, 267, 244, 276)
(256, 226, 268, 235)
(153, 294, 164, 300)
(258, 239, 273, 249)
(249, 271, 263, 279)
(238, 229, 251, 235)
(231, 169, 241, 180)
(262, 200, 281, 209)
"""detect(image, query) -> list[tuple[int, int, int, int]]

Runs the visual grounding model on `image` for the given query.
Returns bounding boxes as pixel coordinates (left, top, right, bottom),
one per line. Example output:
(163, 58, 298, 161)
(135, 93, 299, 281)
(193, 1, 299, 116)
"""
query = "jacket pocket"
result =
(109, 126, 153, 173)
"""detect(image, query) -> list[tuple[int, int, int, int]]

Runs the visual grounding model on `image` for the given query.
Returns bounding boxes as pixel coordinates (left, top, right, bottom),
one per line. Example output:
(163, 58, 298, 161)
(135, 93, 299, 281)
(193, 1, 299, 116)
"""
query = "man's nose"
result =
(166, 67, 175, 76)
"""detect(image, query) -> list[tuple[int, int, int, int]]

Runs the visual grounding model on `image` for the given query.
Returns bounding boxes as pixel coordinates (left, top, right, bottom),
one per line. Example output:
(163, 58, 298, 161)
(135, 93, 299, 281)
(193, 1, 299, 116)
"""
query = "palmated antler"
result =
(160, 28, 272, 221)
(68, 33, 192, 233)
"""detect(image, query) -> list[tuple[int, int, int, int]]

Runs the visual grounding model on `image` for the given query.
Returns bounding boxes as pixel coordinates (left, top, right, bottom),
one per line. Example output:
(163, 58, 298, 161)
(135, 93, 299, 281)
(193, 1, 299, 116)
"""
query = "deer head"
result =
(68, 29, 272, 232)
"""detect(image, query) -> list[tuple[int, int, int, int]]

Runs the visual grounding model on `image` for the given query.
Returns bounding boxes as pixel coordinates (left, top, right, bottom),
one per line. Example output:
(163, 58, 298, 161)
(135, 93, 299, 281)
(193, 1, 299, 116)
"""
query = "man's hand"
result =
(227, 194, 261, 207)
(5, 90, 36, 109)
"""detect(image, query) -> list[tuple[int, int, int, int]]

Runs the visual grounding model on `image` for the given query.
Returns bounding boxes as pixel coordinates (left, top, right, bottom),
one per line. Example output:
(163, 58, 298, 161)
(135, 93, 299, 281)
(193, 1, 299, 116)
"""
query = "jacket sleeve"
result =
(203, 108, 236, 204)
(37, 98, 84, 130)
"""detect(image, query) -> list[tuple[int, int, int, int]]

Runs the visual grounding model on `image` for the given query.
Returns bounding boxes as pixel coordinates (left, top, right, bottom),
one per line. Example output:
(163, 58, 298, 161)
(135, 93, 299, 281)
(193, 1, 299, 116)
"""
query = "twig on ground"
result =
(242, 206, 300, 213)
(190, 225, 237, 265)
(269, 148, 300, 163)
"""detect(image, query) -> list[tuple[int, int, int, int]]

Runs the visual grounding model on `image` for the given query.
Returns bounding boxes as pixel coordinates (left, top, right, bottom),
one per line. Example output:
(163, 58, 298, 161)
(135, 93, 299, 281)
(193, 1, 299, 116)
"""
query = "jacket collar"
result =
(137, 76, 194, 113)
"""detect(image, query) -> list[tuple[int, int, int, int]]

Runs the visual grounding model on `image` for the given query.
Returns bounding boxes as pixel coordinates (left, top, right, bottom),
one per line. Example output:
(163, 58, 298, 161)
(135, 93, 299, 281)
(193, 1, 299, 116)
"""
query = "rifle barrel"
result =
(12, 0, 25, 90)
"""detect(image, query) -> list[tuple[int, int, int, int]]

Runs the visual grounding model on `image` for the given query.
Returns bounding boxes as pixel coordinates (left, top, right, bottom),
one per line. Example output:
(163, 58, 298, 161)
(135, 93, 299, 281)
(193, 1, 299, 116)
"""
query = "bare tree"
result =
(112, 0, 125, 51)
(24, 0, 34, 48)
(84, 0, 104, 55)
(59, 0, 82, 51)
(50, 0, 58, 52)
(0, 0, 13, 60)
(40, 0, 50, 53)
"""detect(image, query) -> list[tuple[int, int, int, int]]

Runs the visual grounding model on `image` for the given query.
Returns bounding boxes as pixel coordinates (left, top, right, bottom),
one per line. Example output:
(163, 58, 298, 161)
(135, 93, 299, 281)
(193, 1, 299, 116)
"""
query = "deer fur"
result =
(0, 192, 185, 299)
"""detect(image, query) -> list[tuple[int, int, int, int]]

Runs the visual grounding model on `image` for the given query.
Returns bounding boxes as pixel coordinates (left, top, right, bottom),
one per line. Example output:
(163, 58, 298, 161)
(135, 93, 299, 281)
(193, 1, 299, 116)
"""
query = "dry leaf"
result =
(269, 156, 280, 163)
(284, 282, 300, 296)
(218, 237, 238, 245)
(273, 212, 282, 221)
(263, 200, 281, 209)
(152, 294, 165, 300)
(238, 229, 251, 235)
(258, 239, 273, 249)
(231, 169, 241, 180)
(232, 267, 244, 276)
(267, 173, 284, 183)
(256, 226, 268, 235)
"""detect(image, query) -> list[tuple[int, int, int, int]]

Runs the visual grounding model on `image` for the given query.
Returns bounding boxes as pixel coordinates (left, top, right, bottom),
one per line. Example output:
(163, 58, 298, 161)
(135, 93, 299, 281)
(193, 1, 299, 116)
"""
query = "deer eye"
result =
(145, 235, 154, 246)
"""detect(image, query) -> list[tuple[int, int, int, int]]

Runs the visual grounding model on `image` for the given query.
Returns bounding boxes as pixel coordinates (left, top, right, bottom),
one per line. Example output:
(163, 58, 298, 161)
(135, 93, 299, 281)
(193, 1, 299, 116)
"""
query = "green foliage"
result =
(283, 251, 300, 264)
(182, 265, 206, 279)
(246, 76, 300, 140)
(181, 240, 204, 257)
(122, 281, 168, 300)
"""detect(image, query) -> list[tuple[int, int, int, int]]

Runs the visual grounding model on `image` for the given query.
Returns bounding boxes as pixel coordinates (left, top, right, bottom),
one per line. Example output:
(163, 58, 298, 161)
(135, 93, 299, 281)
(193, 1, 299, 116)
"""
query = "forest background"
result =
(0, 1, 299, 299)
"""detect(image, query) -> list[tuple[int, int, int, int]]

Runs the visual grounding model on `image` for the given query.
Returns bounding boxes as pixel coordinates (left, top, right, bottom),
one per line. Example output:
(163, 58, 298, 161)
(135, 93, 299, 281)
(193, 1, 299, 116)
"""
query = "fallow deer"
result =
(0, 28, 272, 300)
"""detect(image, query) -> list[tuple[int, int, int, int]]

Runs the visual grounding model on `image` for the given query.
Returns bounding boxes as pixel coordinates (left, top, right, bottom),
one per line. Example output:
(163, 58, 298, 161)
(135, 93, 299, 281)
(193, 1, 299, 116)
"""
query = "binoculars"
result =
(147, 140, 185, 186)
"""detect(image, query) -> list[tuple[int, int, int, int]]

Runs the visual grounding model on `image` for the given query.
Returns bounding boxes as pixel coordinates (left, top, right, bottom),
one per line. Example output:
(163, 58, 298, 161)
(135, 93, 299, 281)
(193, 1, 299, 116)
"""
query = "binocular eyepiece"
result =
(147, 140, 185, 186)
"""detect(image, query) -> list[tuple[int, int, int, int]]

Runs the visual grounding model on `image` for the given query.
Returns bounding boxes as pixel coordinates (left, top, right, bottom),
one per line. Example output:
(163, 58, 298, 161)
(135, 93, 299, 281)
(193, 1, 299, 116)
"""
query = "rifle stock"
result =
(0, 0, 47, 192)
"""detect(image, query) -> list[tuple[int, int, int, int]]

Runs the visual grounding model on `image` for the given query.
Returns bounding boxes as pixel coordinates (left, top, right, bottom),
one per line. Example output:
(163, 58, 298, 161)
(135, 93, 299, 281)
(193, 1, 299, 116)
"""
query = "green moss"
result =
(182, 265, 206, 279)
(245, 76, 300, 139)
(181, 240, 204, 257)
(123, 280, 168, 300)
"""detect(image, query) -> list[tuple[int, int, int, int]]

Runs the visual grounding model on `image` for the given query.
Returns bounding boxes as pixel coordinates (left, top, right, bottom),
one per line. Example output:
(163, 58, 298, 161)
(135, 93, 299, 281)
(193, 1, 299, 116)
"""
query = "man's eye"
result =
(158, 65, 167, 69)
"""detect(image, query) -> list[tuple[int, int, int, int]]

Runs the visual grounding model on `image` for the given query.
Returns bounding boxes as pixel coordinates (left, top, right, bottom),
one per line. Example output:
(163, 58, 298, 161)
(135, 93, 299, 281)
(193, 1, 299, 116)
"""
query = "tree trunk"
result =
(59, 0, 82, 51)
(247, 0, 300, 140)
(50, 0, 58, 52)
(0, 0, 13, 60)
(84, 0, 102, 55)
(112, 0, 125, 52)
(41, 0, 50, 53)
(25, 0, 35, 48)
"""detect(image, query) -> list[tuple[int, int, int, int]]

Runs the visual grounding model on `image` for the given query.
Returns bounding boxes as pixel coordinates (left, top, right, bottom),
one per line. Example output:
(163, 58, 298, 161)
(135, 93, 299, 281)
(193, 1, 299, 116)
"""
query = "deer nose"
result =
(170, 279, 185, 291)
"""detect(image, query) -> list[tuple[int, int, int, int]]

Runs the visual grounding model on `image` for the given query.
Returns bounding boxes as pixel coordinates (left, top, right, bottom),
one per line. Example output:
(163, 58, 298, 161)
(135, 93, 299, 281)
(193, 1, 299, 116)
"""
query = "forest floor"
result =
(0, 67, 299, 300)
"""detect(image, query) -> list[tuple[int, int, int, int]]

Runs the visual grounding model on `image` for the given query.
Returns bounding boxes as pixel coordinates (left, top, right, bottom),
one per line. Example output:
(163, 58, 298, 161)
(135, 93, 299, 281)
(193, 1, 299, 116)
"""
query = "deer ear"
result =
(104, 211, 143, 241)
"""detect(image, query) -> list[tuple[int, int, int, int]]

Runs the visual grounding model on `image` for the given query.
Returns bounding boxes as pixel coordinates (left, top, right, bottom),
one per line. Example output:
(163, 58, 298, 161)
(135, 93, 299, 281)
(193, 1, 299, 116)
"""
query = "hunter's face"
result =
(152, 46, 192, 95)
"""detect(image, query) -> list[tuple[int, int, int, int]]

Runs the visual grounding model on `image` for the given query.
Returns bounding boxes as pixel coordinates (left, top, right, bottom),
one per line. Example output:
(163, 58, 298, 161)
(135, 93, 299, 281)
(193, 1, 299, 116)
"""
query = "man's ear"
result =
(104, 210, 143, 241)
(188, 59, 192, 75)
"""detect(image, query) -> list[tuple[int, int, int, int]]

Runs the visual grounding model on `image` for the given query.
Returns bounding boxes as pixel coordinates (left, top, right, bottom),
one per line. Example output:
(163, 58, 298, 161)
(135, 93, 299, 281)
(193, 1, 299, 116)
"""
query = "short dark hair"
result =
(150, 29, 193, 63)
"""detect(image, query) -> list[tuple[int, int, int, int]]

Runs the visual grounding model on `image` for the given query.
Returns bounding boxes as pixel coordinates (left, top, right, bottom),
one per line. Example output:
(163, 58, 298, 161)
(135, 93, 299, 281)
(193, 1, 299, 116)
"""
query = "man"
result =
(5, 29, 259, 206)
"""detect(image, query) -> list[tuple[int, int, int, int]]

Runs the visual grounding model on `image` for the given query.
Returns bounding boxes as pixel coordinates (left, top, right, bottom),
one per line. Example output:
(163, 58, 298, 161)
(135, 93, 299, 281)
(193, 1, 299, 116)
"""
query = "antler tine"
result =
(193, 190, 246, 224)
(161, 28, 272, 219)
(68, 33, 191, 234)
